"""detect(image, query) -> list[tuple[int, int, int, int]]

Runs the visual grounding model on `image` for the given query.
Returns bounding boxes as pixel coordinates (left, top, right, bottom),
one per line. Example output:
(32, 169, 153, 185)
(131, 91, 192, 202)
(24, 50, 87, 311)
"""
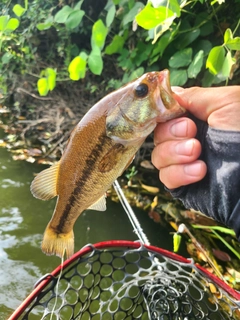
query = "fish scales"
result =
(54, 116, 138, 234)
(30, 70, 185, 258)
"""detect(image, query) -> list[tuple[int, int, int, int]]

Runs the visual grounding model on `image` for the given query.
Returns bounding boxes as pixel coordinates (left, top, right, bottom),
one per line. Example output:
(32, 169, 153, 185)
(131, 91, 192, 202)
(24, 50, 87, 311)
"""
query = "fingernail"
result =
(184, 162, 202, 176)
(175, 140, 194, 156)
(170, 120, 188, 137)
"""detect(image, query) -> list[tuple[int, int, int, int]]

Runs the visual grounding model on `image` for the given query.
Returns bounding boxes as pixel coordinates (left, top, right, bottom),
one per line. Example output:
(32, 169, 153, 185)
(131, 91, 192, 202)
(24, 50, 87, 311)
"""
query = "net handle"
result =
(8, 240, 240, 320)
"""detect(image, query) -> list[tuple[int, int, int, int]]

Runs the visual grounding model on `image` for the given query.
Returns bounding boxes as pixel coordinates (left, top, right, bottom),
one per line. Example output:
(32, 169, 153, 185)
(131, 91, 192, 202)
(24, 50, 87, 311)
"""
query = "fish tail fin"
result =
(41, 225, 74, 259)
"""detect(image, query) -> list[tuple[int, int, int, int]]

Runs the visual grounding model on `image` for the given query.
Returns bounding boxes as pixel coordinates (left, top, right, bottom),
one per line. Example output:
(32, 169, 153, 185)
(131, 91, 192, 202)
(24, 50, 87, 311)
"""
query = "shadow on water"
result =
(0, 130, 176, 319)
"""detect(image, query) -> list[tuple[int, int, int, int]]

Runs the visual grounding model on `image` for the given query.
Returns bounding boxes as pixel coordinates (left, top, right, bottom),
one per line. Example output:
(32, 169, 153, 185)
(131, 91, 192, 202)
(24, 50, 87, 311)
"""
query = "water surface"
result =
(0, 131, 174, 319)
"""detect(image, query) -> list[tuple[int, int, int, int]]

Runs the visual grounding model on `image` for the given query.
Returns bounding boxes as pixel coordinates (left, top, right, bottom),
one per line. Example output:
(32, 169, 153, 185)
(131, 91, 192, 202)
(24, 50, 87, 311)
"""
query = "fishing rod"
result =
(113, 179, 150, 245)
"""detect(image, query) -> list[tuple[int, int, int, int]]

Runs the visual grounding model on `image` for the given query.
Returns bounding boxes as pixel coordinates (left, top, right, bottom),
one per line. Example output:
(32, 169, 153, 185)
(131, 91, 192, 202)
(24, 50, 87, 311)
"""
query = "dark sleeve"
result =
(167, 116, 240, 239)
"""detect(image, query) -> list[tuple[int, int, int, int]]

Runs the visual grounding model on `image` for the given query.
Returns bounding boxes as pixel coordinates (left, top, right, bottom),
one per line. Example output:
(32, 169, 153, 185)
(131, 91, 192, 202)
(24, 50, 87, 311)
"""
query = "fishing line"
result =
(48, 249, 65, 320)
(113, 179, 150, 245)
(114, 180, 227, 283)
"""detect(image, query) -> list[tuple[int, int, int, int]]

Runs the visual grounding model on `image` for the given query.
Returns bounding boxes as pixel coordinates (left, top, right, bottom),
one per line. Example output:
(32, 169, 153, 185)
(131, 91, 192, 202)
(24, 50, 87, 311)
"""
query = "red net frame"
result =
(8, 240, 240, 320)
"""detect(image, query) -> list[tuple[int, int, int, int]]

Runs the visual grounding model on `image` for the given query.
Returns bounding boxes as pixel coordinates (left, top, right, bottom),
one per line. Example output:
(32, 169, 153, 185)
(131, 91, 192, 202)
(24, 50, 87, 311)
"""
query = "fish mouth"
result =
(155, 70, 186, 122)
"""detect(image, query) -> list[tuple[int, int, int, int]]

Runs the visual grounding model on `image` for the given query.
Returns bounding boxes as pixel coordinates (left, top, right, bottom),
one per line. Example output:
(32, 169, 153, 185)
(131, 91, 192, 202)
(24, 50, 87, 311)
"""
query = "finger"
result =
(172, 86, 240, 128)
(154, 117, 197, 145)
(159, 161, 207, 189)
(152, 138, 201, 169)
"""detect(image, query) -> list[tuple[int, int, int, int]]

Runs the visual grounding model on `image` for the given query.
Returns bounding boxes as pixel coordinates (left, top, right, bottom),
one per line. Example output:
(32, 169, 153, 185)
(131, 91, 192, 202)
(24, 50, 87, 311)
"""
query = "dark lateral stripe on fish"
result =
(56, 134, 108, 232)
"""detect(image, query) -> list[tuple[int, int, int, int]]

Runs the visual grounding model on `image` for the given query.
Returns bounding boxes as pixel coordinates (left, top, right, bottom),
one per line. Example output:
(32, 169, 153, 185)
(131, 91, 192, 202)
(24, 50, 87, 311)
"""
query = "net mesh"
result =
(16, 242, 240, 320)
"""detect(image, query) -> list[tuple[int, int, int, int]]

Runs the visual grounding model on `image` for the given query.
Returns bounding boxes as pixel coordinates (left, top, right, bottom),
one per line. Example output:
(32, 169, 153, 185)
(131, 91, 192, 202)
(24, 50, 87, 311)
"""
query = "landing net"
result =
(9, 240, 240, 320)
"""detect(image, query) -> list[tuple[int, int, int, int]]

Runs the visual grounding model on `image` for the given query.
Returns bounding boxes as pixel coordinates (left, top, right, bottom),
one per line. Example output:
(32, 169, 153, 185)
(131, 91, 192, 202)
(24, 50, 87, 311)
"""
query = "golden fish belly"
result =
(48, 115, 142, 235)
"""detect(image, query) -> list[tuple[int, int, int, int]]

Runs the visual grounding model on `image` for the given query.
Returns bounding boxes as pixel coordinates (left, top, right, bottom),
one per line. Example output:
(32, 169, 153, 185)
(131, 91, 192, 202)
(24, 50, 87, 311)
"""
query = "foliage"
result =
(125, 165, 138, 185)
(192, 224, 240, 259)
(173, 232, 182, 252)
(0, 0, 240, 96)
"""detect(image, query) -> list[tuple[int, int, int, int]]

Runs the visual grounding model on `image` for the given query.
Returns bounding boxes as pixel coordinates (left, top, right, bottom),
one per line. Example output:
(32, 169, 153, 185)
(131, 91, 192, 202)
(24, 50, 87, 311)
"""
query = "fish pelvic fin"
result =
(88, 195, 106, 211)
(41, 225, 74, 259)
(30, 161, 60, 200)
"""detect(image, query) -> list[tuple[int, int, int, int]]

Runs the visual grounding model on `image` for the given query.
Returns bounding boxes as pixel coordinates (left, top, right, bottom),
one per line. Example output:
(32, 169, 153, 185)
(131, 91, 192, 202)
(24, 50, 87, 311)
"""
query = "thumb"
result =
(172, 86, 213, 122)
(171, 86, 240, 130)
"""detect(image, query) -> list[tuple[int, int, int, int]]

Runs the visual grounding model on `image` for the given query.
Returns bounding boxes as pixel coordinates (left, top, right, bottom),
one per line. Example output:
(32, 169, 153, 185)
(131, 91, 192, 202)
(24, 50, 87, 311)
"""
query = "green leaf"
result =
(192, 224, 236, 235)
(37, 17, 53, 30)
(188, 50, 204, 78)
(197, 14, 214, 37)
(211, 230, 240, 260)
(150, 25, 178, 58)
(91, 19, 108, 49)
(106, 5, 116, 27)
(224, 28, 233, 44)
(54, 6, 73, 23)
(135, 41, 152, 66)
(175, 29, 200, 50)
(13, 4, 25, 17)
(170, 69, 188, 86)
(152, 14, 176, 44)
(122, 2, 144, 26)
(173, 233, 181, 253)
(105, 35, 124, 54)
(222, 51, 235, 78)
(80, 51, 88, 60)
(0, 16, 9, 31)
(88, 47, 103, 75)
(37, 22, 53, 30)
(150, 0, 181, 17)
(169, 48, 192, 68)
(201, 21, 214, 36)
(46, 68, 56, 91)
(225, 37, 240, 51)
(74, 0, 84, 10)
(206, 45, 225, 75)
(169, 0, 181, 17)
(1, 52, 13, 64)
(128, 67, 144, 81)
(194, 39, 212, 56)
(37, 78, 49, 96)
(202, 70, 215, 87)
(212, 74, 226, 84)
(136, 3, 175, 30)
(65, 10, 84, 29)
(68, 54, 87, 80)
(5, 18, 19, 31)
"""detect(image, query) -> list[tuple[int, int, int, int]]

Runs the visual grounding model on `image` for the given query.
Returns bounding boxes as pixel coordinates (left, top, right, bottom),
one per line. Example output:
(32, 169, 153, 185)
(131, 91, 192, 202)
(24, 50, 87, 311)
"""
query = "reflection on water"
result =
(0, 132, 174, 319)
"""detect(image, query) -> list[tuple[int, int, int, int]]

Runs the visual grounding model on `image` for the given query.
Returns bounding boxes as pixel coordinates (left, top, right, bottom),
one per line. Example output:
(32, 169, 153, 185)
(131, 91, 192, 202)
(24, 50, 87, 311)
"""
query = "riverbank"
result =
(1, 77, 240, 292)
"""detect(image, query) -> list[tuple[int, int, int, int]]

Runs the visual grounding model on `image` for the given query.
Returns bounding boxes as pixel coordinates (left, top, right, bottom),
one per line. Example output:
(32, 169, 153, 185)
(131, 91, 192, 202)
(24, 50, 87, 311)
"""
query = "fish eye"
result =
(135, 83, 149, 98)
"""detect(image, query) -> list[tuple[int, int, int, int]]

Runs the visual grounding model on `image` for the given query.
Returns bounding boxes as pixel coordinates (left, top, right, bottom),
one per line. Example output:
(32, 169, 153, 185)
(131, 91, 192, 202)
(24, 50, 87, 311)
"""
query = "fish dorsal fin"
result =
(30, 161, 60, 200)
(88, 195, 106, 211)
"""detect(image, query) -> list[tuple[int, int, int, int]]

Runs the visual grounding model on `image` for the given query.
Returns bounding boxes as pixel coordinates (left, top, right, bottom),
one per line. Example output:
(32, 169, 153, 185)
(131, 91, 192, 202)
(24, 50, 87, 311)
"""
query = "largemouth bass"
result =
(31, 70, 185, 258)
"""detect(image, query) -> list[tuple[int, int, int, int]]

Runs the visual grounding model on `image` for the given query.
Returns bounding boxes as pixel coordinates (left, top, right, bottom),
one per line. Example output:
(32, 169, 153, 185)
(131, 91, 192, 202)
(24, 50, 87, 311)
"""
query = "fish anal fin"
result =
(41, 224, 74, 259)
(30, 161, 60, 200)
(88, 195, 106, 211)
(98, 143, 125, 173)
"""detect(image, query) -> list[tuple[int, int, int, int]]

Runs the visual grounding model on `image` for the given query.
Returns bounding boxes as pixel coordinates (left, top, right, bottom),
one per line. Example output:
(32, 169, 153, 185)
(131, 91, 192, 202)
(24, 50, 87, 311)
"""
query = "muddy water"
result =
(0, 131, 175, 319)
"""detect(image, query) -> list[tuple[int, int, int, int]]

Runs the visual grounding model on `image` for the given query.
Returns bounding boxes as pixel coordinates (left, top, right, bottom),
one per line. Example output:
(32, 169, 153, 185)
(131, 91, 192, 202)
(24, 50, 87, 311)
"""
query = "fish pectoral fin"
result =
(98, 143, 125, 173)
(88, 195, 106, 211)
(30, 161, 60, 200)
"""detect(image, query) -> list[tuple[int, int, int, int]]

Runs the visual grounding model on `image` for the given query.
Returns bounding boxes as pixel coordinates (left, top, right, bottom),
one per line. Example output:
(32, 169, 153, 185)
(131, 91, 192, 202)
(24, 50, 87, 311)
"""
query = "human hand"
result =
(152, 86, 240, 189)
